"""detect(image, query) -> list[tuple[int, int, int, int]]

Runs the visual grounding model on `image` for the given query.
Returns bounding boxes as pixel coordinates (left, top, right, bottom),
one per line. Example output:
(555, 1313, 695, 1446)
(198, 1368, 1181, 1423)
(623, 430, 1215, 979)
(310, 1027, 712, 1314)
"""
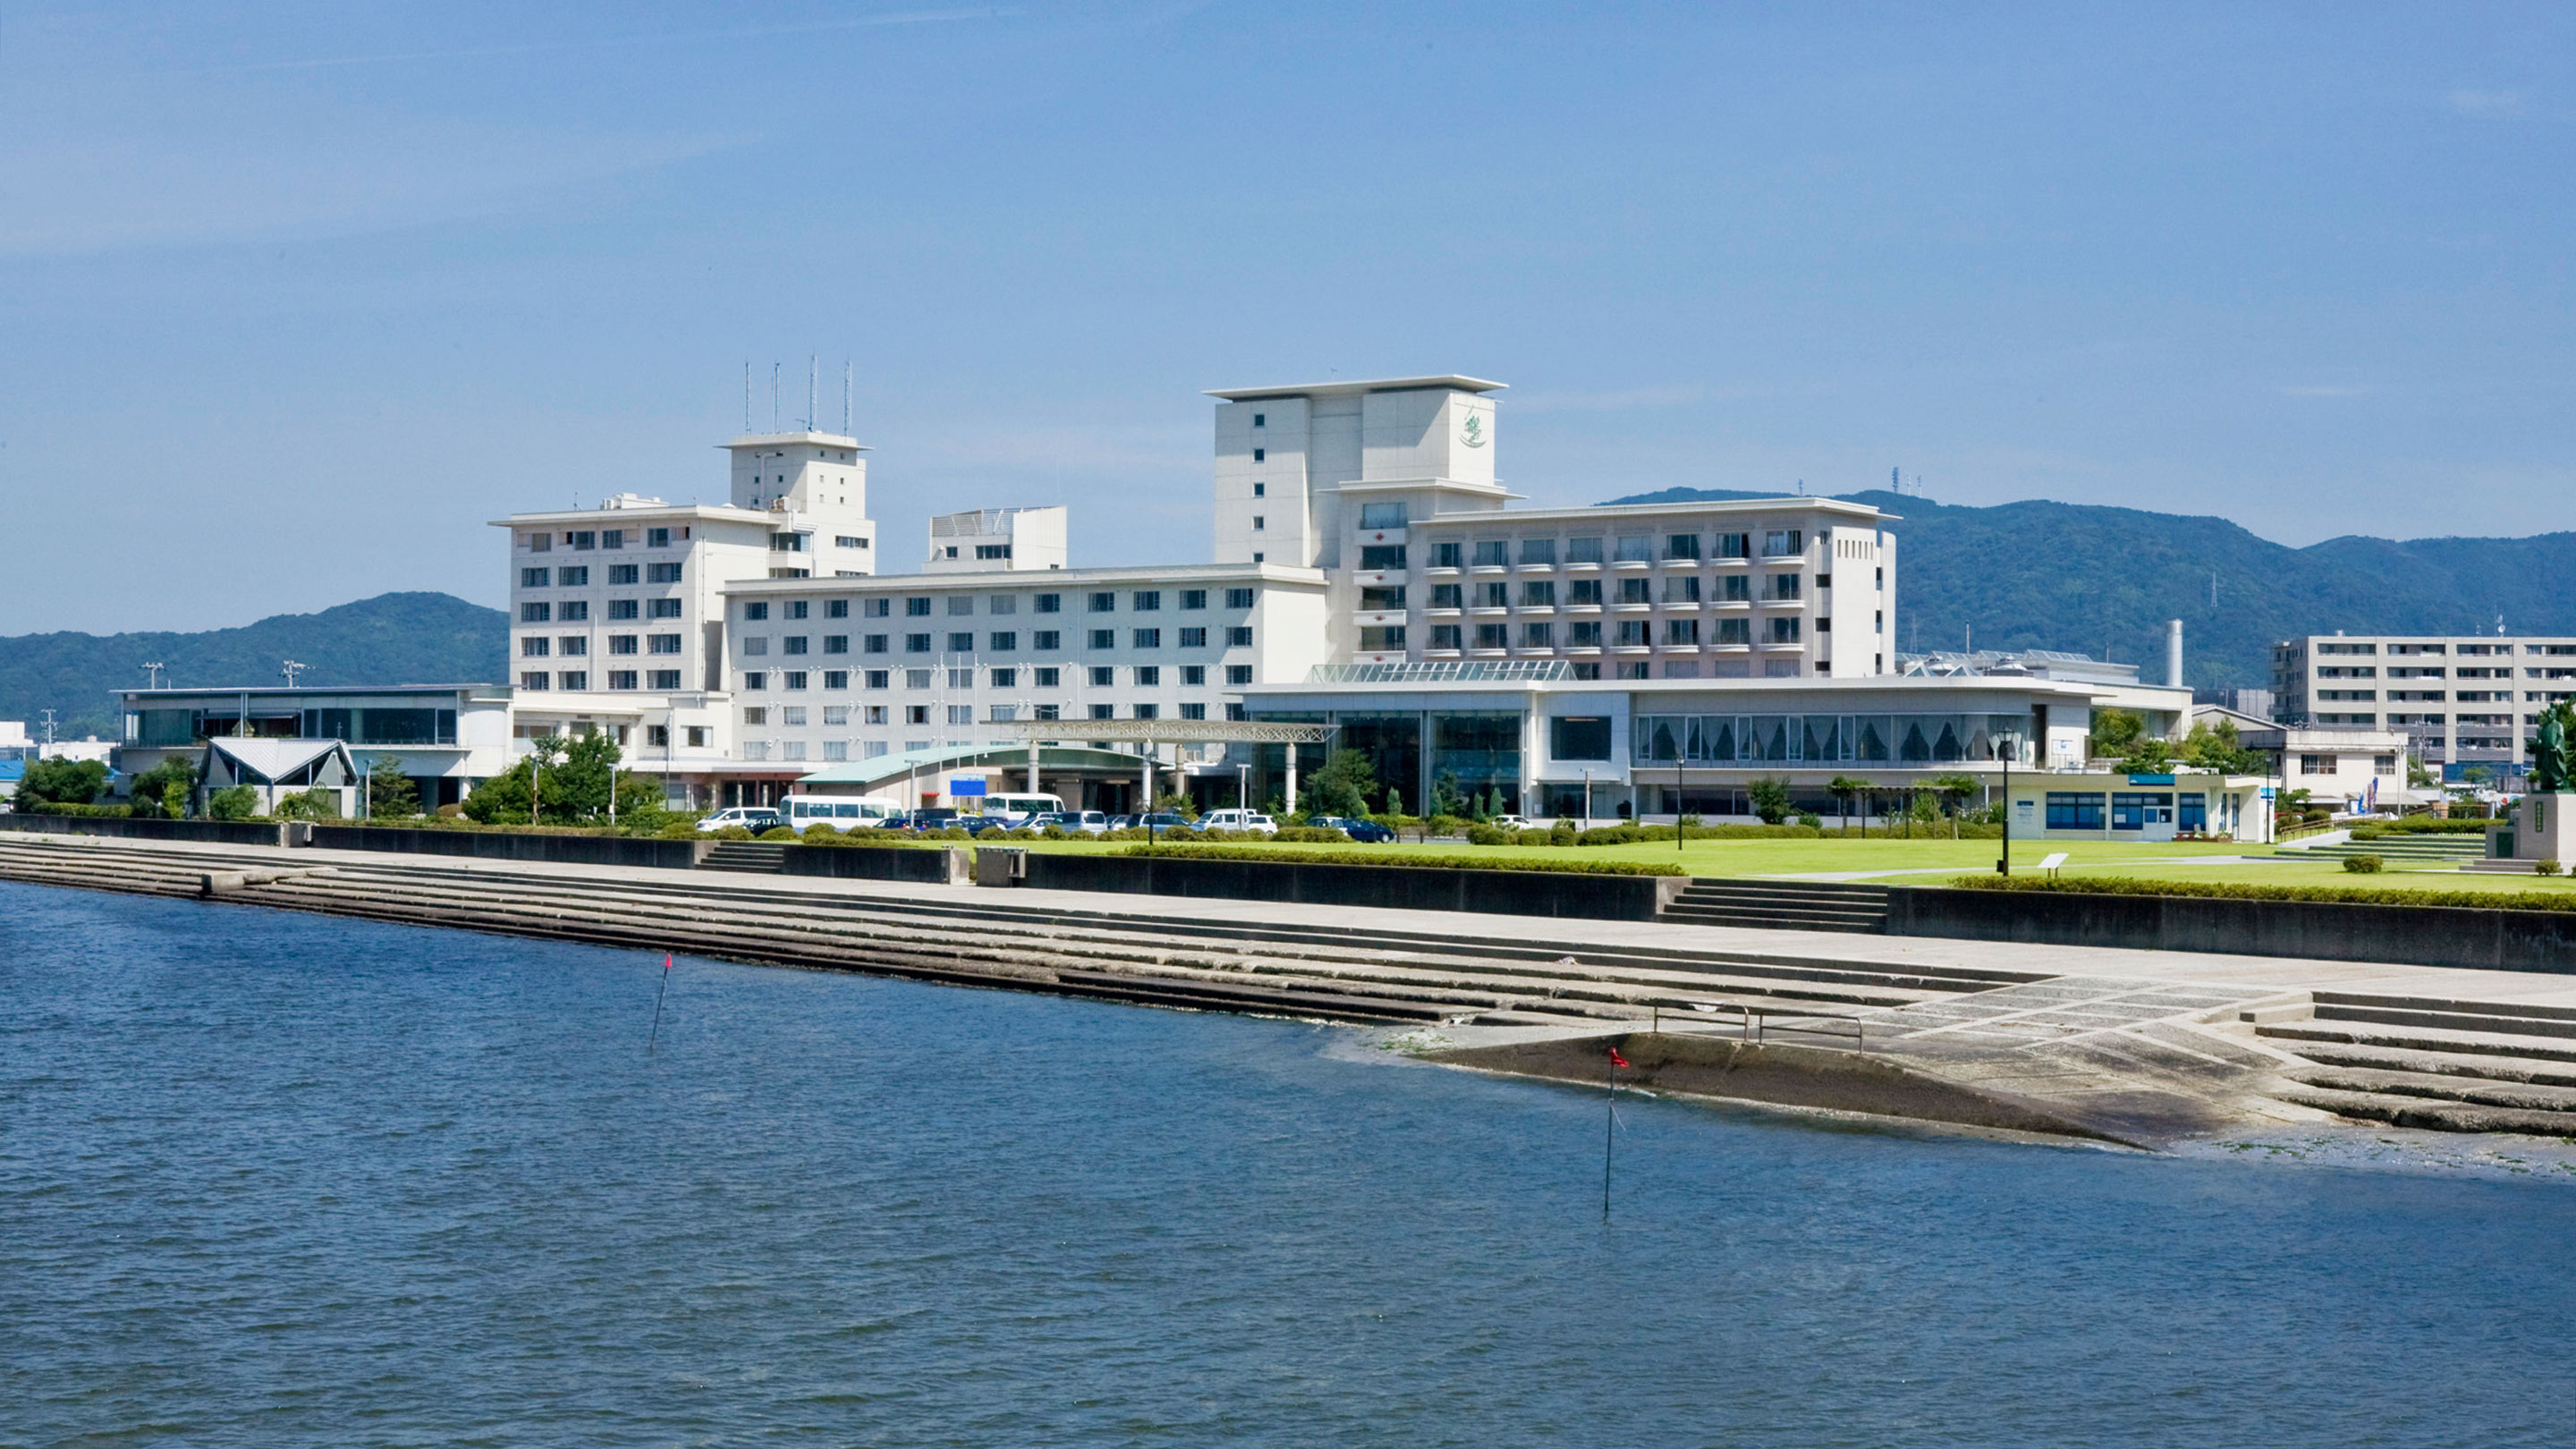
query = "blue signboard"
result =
(948, 776, 987, 797)
(2126, 773, 2176, 785)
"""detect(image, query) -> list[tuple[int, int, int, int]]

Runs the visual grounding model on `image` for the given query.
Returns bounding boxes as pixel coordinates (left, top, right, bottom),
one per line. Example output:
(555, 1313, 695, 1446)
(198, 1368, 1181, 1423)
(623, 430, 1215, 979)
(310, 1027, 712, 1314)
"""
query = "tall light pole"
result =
(1996, 729, 2019, 875)
(141, 661, 165, 691)
(280, 659, 308, 689)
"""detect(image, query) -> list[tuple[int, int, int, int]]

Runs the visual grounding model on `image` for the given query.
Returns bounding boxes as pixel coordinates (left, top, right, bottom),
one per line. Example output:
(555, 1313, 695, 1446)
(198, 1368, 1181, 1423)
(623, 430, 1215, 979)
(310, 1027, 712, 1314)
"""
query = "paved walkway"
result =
(18, 829, 2576, 1015)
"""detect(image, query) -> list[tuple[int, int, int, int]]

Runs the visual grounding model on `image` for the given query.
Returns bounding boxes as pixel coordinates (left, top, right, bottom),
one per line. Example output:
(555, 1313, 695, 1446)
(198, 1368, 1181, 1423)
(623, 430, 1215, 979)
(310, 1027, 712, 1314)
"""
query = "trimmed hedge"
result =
(1121, 844, 1687, 877)
(10, 801, 135, 818)
(1947, 873, 2576, 913)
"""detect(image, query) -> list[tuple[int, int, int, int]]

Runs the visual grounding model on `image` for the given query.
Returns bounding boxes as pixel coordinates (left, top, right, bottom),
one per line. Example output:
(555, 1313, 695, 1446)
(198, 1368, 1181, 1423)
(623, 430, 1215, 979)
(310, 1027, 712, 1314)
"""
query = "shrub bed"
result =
(1121, 844, 1686, 877)
(2350, 817, 2493, 837)
(1946, 873, 2576, 912)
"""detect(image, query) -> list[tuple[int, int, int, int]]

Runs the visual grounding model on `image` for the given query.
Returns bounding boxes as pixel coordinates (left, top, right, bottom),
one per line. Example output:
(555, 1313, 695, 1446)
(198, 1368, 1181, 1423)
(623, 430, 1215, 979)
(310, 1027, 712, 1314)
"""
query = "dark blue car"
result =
(1310, 815, 1394, 843)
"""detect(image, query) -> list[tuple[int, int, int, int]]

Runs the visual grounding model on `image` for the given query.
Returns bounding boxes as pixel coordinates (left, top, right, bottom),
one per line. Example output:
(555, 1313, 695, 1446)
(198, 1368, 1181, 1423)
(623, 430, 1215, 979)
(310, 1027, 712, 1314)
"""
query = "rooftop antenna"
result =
(744, 360, 752, 432)
(808, 354, 817, 433)
(1890, 466, 1900, 495)
(843, 360, 852, 435)
(141, 661, 165, 691)
(771, 362, 780, 432)
(280, 658, 308, 689)
(38, 708, 58, 747)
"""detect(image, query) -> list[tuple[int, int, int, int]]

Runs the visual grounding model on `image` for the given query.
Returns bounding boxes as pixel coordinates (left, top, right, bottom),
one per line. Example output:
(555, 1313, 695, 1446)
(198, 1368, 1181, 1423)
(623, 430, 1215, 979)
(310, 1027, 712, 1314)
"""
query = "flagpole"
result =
(647, 952, 673, 1053)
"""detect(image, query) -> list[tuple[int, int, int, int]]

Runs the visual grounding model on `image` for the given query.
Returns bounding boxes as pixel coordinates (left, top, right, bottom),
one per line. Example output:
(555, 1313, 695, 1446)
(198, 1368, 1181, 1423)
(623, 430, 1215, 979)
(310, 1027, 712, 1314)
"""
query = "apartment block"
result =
(2272, 632, 2576, 780)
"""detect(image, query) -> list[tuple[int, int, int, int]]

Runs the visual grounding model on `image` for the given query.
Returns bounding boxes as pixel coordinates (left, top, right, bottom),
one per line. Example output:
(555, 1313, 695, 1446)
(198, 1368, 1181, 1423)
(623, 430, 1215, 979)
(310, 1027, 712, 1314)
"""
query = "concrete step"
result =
(2281, 1039, 2576, 1089)
(2280, 1063, 2576, 1114)
(1675, 879, 1894, 901)
(2259, 1021, 2576, 1067)
(2266, 1083, 2576, 1138)
(698, 843, 789, 874)
(2313, 996, 2576, 1042)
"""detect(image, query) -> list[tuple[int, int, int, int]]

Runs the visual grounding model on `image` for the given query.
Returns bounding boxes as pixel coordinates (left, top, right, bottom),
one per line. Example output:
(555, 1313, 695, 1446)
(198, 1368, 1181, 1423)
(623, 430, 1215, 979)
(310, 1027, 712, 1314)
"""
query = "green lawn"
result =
(1010, 834, 2262, 878)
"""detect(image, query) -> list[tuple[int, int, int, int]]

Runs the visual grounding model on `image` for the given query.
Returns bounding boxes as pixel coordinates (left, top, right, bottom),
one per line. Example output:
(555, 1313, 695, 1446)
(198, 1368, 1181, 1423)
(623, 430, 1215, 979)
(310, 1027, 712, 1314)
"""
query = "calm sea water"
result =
(4, 881, 2574, 1447)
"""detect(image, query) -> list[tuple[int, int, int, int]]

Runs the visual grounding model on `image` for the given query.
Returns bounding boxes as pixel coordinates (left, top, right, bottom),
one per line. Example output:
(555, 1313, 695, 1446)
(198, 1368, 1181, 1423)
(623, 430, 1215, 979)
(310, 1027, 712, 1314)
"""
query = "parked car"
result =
(1031, 810, 1112, 835)
(883, 808, 963, 832)
(1310, 815, 1394, 843)
(1487, 815, 1531, 832)
(1106, 814, 1140, 832)
(1199, 809, 1278, 835)
(697, 807, 784, 834)
(1137, 811, 1192, 833)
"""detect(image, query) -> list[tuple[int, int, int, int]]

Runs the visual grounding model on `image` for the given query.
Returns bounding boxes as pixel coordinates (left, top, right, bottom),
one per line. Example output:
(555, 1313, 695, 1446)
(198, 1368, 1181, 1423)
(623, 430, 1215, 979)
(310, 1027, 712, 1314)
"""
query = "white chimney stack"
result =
(2167, 619, 2184, 688)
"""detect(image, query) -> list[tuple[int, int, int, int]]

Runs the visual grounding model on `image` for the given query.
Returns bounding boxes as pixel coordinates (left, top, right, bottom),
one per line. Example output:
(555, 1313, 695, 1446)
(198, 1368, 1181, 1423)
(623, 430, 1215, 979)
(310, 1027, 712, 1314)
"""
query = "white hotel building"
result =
(465, 372, 2194, 817)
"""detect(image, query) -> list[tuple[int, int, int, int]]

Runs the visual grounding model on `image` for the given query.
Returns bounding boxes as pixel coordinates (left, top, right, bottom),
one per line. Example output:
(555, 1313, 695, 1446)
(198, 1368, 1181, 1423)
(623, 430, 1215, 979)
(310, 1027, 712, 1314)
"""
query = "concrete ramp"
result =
(1423, 1031, 2146, 1147)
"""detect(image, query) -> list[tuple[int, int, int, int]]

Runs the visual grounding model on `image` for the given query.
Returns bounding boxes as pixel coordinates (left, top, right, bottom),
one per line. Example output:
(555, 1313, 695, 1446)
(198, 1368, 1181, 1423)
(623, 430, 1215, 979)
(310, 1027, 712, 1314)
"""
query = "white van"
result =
(1199, 809, 1278, 836)
(783, 796, 904, 833)
(975, 792, 1063, 826)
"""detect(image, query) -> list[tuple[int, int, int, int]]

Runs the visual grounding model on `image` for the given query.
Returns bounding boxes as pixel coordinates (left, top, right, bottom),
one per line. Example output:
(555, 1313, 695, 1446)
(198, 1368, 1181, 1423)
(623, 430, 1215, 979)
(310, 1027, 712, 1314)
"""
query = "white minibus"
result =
(783, 796, 905, 832)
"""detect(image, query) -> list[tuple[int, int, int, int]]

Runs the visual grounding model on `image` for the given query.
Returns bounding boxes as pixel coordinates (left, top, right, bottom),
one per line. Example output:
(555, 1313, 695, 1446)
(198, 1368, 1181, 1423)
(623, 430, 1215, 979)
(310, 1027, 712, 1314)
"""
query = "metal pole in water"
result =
(647, 952, 674, 1053)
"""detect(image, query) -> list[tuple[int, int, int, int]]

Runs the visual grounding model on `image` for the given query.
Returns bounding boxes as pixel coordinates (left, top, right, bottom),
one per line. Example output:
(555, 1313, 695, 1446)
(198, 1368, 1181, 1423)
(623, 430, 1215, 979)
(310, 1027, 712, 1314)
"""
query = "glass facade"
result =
(1632, 714, 2030, 765)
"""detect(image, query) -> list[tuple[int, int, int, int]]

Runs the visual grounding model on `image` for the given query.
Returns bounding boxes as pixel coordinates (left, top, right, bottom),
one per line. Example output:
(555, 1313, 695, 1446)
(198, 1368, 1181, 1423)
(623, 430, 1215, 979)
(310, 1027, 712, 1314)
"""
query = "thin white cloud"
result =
(2451, 89, 2526, 118)
(184, 9, 1021, 76)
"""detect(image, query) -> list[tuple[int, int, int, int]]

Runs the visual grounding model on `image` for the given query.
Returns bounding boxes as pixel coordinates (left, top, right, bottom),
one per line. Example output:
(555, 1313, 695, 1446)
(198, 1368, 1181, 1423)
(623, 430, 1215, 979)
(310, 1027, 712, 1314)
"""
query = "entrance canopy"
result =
(977, 719, 1336, 746)
(795, 743, 1163, 792)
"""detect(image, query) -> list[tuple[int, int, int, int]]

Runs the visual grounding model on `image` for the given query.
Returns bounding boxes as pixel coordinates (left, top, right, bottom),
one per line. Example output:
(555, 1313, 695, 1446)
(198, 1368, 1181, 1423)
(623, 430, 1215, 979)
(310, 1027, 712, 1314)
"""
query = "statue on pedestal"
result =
(2538, 705, 2575, 795)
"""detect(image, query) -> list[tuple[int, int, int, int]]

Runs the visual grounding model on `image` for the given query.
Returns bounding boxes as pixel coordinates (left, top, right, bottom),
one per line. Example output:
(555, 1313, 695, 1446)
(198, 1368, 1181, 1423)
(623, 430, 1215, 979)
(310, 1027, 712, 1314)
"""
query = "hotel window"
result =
(558, 636, 588, 657)
(787, 600, 809, 620)
(1430, 624, 1462, 650)
(824, 635, 849, 654)
(1722, 575, 1750, 602)
(907, 705, 931, 725)
(1664, 533, 1701, 561)
(1089, 665, 1114, 687)
(559, 600, 589, 622)
(1181, 702, 1207, 721)
(865, 705, 887, 724)
(781, 707, 808, 726)
(906, 633, 931, 653)
(648, 634, 681, 654)
(519, 671, 550, 690)
(1568, 579, 1602, 606)
(1617, 661, 1650, 680)
(1226, 588, 1254, 608)
(1089, 592, 1116, 612)
(646, 528, 671, 547)
(1359, 627, 1407, 650)
(783, 672, 808, 690)
(1717, 619, 1752, 645)
(1762, 530, 1804, 557)
(1617, 621, 1648, 647)
(945, 596, 972, 616)
(947, 706, 973, 724)
(1566, 537, 1603, 564)
(1252, 516, 1265, 530)
(1180, 589, 1208, 610)
(1081, 628, 1110, 650)
(1182, 665, 1206, 685)
(1767, 617, 1802, 643)
(990, 668, 1017, 689)
(1522, 622, 1553, 648)
(521, 602, 551, 623)
(742, 674, 766, 691)
(1716, 533, 1750, 559)
(742, 637, 769, 657)
(1135, 665, 1161, 686)
(906, 597, 932, 617)
(864, 597, 892, 618)
(609, 635, 638, 655)
(1132, 591, 1162, 611)
(606, 671, 637, 691)
(1252, 483, 1265, 496)
(988, 631, 1017, 651)
(525, 532, 551, 552)
(1767, 573, 1802, 601)
(1253, 448, 1266, 462)
(647, 563, 683, 583)
(1569, 621, 1602, 647)
(865, 671, 889, 690)
(1359, 502, 1407, 530)
(1475, 623, 1508, 649)
(648, 598, 682, 618)
(863, 634, 888, 654)
(1433, 542, 1464, 568)
(947, 667, 972, 689)
(783, 636, 809, 655)
(1522, 580, 1557, 606)
(555, 565, 588, 587)
(1614, 535, 1653, 563)
(1035, 667, 1061, 687)
(1360, 585, 1407, 611)
(1665, 619, 1699, 646)
(1359, 545, 1405, 569)
(826, 598, 850, 618)
(906, 669, 934, 689)
(1662, 577, 1699, 604)
(1133, 704, 1159, 720)
(651, 670, 682, 690)
(1473, 540, 1509, 566)
(1572, 663, 1602, 680)
(521, 637, 551, 657)
(823, 741, 848, 761)
(608, 599, 639, 621)
(1520, 538, 1556, 565)
(823, 671, 848, 690)
(1035, 631, 1062, 650)
(1089, 704, 1115, 721)
(744, 601, 769, 621)
(1226, 626, 1252, 647)
(1035, 593, 1062, 614)
(569, 531, 596, 550)
(1479, 581, 1509, 608)
(1618, 578, 1651, 605)
(1033, 704, 1060, 721)
(947, 631, 973, 652)
(1226, 665, 1253, 685)
(1431, 583, 1463, 610)
(521, 567, 550, 588)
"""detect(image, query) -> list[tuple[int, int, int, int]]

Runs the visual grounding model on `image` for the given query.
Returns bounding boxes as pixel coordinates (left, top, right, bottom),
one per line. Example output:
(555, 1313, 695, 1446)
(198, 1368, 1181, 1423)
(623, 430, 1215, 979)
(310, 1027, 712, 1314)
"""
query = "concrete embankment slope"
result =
(13, 830, 2576, 1144)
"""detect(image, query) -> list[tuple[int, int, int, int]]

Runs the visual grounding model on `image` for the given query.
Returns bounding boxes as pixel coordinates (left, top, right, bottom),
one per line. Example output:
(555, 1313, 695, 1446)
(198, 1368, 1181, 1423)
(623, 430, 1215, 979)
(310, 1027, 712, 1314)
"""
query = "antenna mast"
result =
(771, 363, 779, 432)
(843, 360, 852, 434)
(808, 355, 817, 433)
(744, 361, 751, 431)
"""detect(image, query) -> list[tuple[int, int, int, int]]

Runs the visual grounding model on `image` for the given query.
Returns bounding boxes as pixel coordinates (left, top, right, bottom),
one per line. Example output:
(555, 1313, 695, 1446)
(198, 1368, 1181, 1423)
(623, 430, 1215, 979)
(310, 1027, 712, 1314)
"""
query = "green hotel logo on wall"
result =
(1461, 411, 1487, 448)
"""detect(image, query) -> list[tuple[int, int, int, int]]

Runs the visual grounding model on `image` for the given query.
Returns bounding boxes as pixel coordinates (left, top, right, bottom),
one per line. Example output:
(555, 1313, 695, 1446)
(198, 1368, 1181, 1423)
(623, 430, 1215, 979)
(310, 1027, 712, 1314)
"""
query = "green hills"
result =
(1604, 487, 2576, 689)
(0, 592, 507, 741)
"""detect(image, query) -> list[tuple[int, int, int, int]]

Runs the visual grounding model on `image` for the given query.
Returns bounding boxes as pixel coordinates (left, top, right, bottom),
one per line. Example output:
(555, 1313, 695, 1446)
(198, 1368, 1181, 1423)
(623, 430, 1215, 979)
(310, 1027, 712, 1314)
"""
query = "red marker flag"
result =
(1609, 1046, 1630, 1069)
(663, 953, 673, 971)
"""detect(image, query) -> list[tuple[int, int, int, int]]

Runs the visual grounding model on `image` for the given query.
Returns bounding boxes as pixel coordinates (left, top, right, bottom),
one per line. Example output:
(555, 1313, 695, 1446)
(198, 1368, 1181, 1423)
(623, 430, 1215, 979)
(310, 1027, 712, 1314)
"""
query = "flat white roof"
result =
(489, 503, 773, 526)
(723, 431, 867, 450)
(1206, 376, 1507, 401)
(721, 561, 1329, 593)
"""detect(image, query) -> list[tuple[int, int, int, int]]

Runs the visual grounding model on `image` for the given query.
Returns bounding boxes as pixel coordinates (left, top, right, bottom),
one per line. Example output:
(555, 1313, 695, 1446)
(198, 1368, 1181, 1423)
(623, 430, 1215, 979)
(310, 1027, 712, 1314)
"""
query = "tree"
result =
(1384, 787, 1405, 819)
(1431, 770, 1467, 818)
(1826, 775, 1868, 835)
(1748, 775, 1792, 826)
(1302, 749, 1377, 819)
(274, 786, 342, 820)
(2117, 736, 2176, 775)
(461, 762, 535, 825)
(15, 757, 109, 809)
(2090, 708, 2147, 758)
(126, 757, 199, 818)
(2181, 719, 2263, 775)
(367, 756, 420, 818)
(1927, 773, 1981, 835)
(207, 785, 259, 820)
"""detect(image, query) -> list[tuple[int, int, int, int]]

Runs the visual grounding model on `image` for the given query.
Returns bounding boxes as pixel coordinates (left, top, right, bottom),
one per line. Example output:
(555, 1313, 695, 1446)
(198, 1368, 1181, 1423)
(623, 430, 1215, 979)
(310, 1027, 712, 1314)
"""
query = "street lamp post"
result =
(1996, 731, 2019, 875)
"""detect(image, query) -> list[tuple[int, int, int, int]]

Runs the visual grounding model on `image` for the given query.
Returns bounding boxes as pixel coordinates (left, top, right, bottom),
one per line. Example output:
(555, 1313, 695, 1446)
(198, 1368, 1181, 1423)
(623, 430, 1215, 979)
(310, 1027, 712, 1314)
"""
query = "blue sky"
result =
(3, 2, 2570, 632)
